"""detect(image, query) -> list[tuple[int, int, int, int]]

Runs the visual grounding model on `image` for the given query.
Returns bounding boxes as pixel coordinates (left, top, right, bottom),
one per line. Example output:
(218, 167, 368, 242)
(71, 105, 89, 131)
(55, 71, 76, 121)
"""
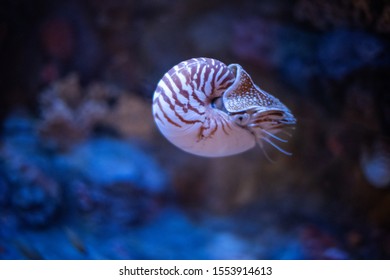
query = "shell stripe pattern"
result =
(153, 58, 235, 136)
(152, 57, 296, 157)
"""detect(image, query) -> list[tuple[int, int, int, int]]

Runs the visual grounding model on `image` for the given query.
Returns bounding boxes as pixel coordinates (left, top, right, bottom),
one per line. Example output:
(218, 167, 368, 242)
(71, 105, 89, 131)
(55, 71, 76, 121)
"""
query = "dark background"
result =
(0, 0, 389, 259)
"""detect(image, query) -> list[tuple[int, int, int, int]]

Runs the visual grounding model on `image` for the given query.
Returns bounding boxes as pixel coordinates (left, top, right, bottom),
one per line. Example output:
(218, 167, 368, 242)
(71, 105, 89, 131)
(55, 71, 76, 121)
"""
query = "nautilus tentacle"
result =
(152, 57, 296, 157)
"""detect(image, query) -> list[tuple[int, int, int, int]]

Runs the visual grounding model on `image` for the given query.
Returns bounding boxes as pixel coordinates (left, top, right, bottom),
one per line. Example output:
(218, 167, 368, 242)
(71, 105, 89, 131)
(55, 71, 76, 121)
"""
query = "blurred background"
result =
(0, 0, 389, 259)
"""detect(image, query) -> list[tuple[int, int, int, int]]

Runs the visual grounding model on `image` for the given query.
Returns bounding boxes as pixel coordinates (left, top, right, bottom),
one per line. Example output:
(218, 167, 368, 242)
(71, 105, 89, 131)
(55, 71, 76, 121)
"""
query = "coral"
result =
(0, 113, 63, 227)
(100, 94, 155, 141)
(56, 137, 167, 192)
(11, 183, 59, 227)
(38, 74, 109, 150)
(54, 137, 168, 227)
(71, 180, 163, 228)
(38, 74, 154, 150)
(0, 145, 62, 227)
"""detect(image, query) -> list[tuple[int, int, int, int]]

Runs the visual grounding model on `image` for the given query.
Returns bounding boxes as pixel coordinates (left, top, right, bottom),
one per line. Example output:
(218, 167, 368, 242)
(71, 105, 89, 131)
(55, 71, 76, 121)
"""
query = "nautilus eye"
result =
(152, 57, 296, 157)
(232, 113, 250, 127)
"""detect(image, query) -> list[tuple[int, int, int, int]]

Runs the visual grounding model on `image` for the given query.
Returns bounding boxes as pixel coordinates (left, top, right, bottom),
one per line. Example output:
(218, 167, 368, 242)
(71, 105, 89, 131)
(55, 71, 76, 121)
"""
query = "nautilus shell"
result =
(152, 57, 296, 157)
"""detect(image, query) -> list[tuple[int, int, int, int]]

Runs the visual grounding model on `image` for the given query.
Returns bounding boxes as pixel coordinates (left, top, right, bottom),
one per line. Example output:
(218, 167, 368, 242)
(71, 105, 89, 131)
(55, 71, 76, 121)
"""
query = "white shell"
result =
(153, 58, 255, 157)
(152, 57, 296, 157)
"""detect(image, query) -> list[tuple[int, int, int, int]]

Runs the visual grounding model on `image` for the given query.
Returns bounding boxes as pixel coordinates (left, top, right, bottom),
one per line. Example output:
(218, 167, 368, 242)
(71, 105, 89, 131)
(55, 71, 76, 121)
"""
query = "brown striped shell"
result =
(152, 57, 296, 157)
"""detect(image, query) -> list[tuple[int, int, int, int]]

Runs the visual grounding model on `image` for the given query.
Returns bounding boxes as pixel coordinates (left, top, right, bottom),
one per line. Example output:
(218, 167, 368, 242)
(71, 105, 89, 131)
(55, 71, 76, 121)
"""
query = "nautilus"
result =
(152, 57, 296, 157)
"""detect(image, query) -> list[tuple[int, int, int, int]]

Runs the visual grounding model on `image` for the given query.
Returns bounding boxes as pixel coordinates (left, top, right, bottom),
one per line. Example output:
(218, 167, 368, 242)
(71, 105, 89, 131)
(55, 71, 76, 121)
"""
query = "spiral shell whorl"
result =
(152, 58, 256, 157)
